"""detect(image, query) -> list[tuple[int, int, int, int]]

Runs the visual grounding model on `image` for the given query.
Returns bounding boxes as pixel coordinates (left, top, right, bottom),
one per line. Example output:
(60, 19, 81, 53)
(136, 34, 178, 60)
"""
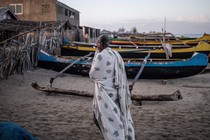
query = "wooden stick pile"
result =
(0, 33, 39, 80)
(0, 22, 64, 80)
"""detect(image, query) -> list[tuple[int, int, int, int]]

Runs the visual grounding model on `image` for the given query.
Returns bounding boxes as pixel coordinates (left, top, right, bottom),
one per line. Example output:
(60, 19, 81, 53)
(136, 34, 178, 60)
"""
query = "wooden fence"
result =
(0, 21, 65, 80)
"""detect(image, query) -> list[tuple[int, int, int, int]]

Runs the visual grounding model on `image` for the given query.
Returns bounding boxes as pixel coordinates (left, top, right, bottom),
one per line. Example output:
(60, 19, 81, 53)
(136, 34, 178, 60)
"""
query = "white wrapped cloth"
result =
(89, 47, 135, 140)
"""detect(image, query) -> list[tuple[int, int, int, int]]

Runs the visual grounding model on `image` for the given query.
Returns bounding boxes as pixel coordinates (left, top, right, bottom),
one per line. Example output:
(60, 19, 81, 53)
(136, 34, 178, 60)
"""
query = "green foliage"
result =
(131, 27, 137, 34)
(118, 27, 125, 32)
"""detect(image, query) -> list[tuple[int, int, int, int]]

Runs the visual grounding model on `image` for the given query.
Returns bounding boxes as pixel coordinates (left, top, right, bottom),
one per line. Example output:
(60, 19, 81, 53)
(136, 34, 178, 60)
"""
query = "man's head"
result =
(96, 34, 110, 52)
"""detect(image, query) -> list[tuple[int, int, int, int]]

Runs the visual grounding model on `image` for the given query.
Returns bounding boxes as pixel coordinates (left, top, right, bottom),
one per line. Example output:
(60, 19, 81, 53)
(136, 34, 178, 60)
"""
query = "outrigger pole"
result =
(49, 52, 93, 87)
(129, 49, 151, 92)
(132, 50, 151, 83)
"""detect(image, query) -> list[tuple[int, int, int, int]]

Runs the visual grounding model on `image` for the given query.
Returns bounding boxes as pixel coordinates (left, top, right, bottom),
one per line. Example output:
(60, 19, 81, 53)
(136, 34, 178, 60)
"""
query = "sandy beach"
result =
(0, 67, 210, 140)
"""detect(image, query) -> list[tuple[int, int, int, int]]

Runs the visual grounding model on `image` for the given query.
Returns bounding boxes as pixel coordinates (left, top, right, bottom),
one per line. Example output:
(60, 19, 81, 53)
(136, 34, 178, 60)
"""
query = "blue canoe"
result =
(38, 50, 208, 79)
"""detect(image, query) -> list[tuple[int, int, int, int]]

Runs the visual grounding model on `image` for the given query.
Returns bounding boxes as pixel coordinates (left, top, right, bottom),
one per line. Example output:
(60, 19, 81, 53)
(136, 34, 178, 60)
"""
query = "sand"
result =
(0, 68, 210, 140)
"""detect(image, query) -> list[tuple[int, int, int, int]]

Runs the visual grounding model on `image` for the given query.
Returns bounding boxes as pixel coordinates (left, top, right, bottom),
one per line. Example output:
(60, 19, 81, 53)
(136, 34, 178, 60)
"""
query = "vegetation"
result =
(131, 27, 137, 34)
(118, 27, 125, 32)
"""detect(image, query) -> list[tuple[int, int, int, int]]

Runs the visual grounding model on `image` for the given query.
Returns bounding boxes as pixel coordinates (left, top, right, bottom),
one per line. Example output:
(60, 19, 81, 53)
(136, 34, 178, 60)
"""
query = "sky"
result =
(59, 0, 210, 36)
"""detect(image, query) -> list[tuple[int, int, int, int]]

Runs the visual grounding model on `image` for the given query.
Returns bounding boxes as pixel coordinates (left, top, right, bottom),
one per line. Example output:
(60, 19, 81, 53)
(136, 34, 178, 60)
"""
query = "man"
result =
(89, 35, 135, 140)
(84, 32, 89, 42)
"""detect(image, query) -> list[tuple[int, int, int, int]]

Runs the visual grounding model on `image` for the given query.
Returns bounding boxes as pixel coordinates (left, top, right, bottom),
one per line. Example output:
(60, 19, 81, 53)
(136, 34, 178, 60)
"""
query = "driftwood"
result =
(31, 81, 183, 101)
(131, 90, 182, 101)
(182, 85, 210, 89)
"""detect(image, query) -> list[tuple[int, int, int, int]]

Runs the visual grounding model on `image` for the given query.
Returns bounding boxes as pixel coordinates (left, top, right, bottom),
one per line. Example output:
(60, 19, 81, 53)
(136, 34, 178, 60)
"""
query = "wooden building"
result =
(0, 0, 79, 27)
(81, 26, 100, 43)
(0, 0, 100, 42)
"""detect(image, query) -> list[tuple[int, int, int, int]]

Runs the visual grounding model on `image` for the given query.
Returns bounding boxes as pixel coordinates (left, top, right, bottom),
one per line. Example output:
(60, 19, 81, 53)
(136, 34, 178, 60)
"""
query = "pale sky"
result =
(59, 0, 210, 35)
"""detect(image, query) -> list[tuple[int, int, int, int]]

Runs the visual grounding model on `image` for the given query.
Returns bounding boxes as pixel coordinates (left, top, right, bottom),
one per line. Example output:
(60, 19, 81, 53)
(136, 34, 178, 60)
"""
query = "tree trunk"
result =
(31, 81, 182, 101)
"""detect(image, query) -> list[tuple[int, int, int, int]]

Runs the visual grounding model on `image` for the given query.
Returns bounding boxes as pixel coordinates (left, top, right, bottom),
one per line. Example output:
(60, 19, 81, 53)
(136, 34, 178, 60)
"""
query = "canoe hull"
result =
(126, 66, 207, 79)
(61, 41, 210, 61)
(38, 51, 208, 79)
(61, 47, 210, 59)
(38, 60, 90, 76)
(38, 61, 206, 79)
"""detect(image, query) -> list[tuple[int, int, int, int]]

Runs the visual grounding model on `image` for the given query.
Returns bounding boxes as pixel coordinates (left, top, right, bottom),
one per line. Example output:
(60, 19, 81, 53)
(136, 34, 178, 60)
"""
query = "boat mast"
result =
(163, 17, 166, 44)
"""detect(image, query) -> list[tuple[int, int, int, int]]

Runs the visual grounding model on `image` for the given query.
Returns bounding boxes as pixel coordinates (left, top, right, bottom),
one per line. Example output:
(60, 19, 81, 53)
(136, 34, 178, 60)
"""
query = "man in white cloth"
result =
(89, 35, 135, 140)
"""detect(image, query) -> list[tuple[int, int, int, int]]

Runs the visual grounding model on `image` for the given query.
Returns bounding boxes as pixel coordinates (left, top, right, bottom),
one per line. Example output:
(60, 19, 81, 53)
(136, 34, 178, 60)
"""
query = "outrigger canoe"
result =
(111, 33, 210, 46)
(61, 41, 210, 60)
(109, 33, 210, 46)
(182, 33, 210, 45)
(110, 32, 186, 46)
(38, 50, 208, 79)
